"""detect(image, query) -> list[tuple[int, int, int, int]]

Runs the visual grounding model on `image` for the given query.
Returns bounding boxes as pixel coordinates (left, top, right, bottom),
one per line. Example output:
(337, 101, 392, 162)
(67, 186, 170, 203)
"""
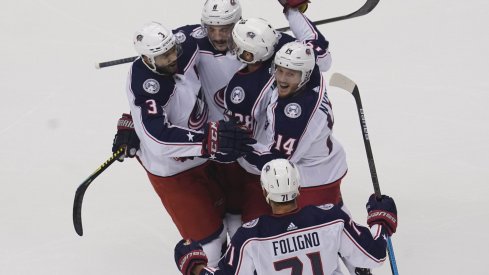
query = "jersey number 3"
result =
(274, 252, 324, 275)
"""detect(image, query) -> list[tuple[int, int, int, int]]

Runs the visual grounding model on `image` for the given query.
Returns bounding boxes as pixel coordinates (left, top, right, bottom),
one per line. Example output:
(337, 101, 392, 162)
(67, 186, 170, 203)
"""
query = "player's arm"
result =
(280, 1, 332, 71)
(244, 76, 329, 170)
(129, 89, 206, 157)
(174, 228, 256, 275)
(339, 194, 398, 269)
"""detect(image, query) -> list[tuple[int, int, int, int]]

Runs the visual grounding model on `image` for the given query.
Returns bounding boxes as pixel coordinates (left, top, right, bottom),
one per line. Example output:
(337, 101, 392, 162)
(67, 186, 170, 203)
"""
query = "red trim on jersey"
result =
(251, 75, 275, 137)
(184, 48, 199, 72)
(299, 12, 318, 40)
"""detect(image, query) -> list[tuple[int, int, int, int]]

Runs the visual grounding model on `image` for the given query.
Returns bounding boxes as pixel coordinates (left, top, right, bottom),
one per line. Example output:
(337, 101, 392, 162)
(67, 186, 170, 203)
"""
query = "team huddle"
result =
(110, 0, 398, 274)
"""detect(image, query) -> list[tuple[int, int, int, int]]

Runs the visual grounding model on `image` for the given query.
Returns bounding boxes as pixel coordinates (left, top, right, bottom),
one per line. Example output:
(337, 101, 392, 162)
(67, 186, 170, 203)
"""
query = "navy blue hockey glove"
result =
(366, 194, 398, 236)
(278, 0, 309, 13)
(112, 113, 140, 162)
(202, 119, 256, 158)
(174, 239, 208, 275)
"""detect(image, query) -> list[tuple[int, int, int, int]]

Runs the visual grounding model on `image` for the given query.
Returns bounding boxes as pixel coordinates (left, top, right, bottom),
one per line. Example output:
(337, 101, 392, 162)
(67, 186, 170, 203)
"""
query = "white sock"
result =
(201, 228, 227, 267)
(224, 213, 242, 239)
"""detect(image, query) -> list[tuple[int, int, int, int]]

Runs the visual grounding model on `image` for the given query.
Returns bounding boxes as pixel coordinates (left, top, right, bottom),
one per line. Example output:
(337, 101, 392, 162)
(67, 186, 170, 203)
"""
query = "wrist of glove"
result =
(174, 239, 208, 275)
(112, 113, 140, 162)
(366, 194, 398, 236)
(201, 120, 256, 158)
(278, 0, 309, 13)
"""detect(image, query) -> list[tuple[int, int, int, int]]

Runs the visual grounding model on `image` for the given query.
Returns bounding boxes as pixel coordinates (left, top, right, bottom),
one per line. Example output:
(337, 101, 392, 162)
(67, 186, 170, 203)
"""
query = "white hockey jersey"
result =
(127, 27, 209, 177)
(239, 66, 348, 187)
(187, 25, 244, 122)
(199, 205, 388, 275)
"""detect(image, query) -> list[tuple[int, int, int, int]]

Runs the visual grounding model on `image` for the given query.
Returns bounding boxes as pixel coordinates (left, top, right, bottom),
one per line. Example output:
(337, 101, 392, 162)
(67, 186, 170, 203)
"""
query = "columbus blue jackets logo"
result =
(143, 79, 160, 94)
(284, 103, 301, 118)
(317, 203, 334, 211)
(188, 89, 209, 130)
(174, 31, 186, 43)
(243, 218, 259, 228)
(230, 86, 245, 104)
(191, 27, 207, 39)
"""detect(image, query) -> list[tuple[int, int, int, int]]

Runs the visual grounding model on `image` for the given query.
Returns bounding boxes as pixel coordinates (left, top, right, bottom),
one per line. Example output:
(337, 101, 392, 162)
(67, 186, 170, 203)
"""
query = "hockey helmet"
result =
(261, 159, 301, 203)
(274, 41, 315, 89)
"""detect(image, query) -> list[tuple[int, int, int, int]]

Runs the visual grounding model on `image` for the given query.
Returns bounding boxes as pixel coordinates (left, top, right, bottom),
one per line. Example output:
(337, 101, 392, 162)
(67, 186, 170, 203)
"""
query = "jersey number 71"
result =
(274, 252, 324, 275)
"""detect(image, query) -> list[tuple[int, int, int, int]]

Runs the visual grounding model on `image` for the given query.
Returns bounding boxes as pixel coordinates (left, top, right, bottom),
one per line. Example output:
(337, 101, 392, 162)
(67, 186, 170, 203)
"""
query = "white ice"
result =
(1, 0, 488, 274)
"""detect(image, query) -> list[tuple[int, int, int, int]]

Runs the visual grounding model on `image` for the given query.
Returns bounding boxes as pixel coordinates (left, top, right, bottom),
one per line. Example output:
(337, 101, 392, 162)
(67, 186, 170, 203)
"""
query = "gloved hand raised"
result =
(112, 113, 140, 161)
(366, 194, 398, 236)
(278, 0, 310, 13)
(202, 119, 256, 158)
(174, 239, 208, 275)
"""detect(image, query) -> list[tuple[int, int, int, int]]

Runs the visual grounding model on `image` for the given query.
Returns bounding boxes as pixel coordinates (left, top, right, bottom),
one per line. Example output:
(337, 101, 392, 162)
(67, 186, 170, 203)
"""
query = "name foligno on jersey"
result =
(272, 231, 321, 256)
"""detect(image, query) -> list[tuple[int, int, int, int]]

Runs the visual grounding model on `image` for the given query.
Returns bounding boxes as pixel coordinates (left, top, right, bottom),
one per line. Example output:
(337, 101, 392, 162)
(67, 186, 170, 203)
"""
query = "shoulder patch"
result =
(242, 218, 259, 228)
(230, 86, 245, 104)
(143, 79, 160, 94)
(317, 203, 334, 211)
(175, 31, 186, 43)
(190, 27, 207, 39)
(284, 103, 302, 118)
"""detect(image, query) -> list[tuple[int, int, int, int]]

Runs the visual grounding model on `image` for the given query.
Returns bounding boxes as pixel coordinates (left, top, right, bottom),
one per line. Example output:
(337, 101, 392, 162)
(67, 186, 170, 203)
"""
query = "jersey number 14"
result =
(274, 134, 297, 156)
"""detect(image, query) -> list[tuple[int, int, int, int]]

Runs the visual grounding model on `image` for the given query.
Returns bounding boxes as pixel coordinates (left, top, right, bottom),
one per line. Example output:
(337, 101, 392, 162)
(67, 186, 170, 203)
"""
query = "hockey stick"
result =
(73, 147, 125, 236)
(95, 0, 380, 69)
(276, 0, 380, 32)
(329, 73, 399, 275)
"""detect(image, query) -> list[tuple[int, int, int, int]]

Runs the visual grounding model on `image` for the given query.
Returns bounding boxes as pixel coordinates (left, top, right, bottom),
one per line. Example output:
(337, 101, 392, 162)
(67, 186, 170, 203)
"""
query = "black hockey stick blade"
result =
(95, 0, 380, 69)
(277, 0, 380, 32)
(73, 148, 125, 236)
(95, 56, 138, 69)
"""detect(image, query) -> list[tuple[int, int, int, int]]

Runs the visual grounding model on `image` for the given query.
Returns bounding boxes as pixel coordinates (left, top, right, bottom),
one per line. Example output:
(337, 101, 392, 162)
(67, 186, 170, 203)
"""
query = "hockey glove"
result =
(366, 194, 398, 236)
(202, 119, 256, 158)
(174, 239, 208, 275)
(112, 113, 140, 162)
(278, 0, 309, 13)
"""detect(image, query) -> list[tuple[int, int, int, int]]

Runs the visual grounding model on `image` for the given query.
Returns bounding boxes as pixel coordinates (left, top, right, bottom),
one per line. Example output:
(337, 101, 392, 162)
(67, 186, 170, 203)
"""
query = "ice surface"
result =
(1, 0, 488, 274)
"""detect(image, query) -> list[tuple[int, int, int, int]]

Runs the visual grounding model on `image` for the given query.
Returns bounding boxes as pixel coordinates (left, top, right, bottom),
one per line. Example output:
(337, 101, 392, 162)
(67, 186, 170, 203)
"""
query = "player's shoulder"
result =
(276, 32, 296, 49)
(171, 25, 200, 53)
(173, 24, 201, 38)
(230, 217, 262, 247)
(130, 59, 174, 99)
(276, 69, 324, 120)
(174, 24, 218, 52)
(302, 204, 350, 224)
(275, 91, 317, 123)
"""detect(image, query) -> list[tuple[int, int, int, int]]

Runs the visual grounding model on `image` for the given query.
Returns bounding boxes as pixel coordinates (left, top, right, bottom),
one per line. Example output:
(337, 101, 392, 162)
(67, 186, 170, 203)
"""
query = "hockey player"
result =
(112, 21, 255, 267)
(114, 0, 246, 243)
(241, 41, 347, 208)
(113, 0, 326, 242)
(194, 0, 249, 239)
(222, 13, 332, 223)
(174, 159, 398, 275)
(199, 0, 330, 239)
